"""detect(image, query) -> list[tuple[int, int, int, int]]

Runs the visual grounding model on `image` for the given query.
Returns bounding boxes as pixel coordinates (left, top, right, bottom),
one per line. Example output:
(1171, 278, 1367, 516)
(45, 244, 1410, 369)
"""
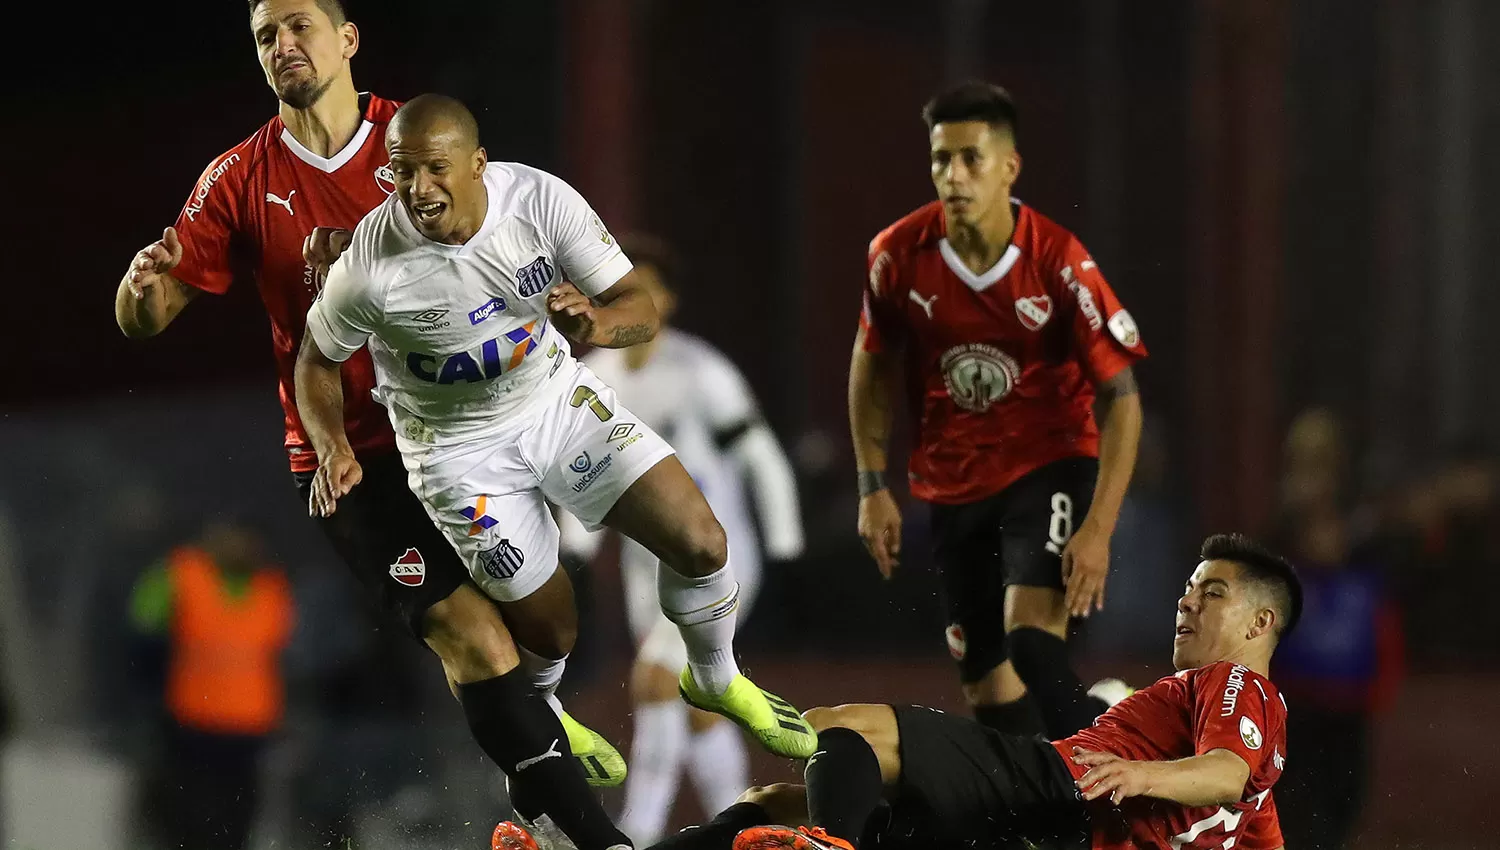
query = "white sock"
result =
(657, 560, 741, 696)
(687, 720, 749, 816)
(518, 645, 568, 717)
(618, 701, 689, 846)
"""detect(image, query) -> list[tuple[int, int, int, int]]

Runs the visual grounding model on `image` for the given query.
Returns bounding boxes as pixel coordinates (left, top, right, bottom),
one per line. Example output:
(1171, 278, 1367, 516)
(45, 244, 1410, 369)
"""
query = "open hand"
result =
(1072, 748, 1156, 806)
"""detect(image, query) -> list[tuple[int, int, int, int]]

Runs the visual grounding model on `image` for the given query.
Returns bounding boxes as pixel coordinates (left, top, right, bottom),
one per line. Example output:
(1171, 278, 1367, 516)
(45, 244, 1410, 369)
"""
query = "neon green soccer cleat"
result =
(558, 709, 626, 787)
(678, 669, 818, 760)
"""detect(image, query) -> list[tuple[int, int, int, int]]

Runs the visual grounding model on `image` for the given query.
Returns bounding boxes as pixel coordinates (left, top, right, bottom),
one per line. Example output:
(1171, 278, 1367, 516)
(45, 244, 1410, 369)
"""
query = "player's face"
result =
(251, 0, 357, 110)
(388, 127, 488, 243)
(1172, 560, 1261, 670)
(929, 121, 1020, 227)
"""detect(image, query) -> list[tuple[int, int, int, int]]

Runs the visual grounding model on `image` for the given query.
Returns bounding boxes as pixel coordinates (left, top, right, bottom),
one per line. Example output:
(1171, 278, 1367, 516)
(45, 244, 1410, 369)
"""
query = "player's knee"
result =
(803, 704, 882, 739)
(423, 589, 521, 682)
(674, 512, 729, 577)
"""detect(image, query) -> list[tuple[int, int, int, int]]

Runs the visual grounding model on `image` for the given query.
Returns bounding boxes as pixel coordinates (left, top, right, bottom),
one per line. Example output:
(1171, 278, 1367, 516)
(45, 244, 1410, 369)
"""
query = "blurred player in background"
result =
(298, 95, 818, 850)
(558, 236, 806, 845)
(111, 0, 622, 840)
(849, 81, 1146, 740)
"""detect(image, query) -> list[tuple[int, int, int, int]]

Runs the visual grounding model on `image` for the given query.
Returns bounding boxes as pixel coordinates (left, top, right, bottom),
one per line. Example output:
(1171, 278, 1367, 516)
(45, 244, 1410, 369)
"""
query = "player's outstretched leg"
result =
(736, 705, 899, 850)
(517, 644, 627, 787)
(603, 457, 817, 760)
(423, 584, 631, 850)
(502, 565, 627, 787)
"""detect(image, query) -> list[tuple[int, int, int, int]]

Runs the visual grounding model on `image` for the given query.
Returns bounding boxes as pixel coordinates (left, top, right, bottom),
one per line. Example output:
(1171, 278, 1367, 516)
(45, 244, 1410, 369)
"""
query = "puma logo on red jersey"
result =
(909, 290, 938, 319)
(266, 190, 296, 217)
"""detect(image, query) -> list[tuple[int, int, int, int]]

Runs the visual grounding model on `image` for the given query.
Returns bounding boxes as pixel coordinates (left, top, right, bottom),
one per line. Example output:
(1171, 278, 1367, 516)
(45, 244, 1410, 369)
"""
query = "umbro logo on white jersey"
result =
(909, 290, 938, 319)
(266, 190, 296, 216)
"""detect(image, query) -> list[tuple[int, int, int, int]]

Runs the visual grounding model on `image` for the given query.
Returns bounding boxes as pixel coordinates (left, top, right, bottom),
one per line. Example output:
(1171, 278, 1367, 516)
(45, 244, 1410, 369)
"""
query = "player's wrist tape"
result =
(858, 470, 887, 497)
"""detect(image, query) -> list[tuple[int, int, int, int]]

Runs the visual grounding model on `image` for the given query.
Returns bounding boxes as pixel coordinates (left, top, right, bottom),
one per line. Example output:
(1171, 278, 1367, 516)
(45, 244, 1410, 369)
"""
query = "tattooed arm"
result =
(545, 268, 660, 349)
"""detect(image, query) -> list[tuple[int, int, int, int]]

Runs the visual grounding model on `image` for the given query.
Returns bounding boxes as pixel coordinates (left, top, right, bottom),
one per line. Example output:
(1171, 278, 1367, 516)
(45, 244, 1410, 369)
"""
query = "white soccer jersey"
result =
(567, 331, 805, 663)
(307, 162, 631, 447)
(584, 331, 756, 522)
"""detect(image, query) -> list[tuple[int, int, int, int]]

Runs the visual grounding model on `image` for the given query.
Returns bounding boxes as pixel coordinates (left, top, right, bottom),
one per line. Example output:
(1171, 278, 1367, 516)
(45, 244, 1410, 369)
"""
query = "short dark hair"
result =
(922, 81, 1019, 142)
(390, 94, 481, 150)
(248, 0, 348, 26)
(616, 233, 684, 293)
(1200, 533, 1303, 639)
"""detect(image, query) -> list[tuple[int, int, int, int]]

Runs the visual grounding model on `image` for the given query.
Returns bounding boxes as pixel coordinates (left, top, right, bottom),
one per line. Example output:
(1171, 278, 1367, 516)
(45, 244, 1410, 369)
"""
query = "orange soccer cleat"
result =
(733, 825, 856, 850)
(493, 820, 541, 850)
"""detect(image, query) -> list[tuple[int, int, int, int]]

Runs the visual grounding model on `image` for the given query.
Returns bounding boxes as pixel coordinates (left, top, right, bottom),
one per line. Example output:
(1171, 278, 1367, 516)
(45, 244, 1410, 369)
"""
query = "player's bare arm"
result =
(546, 269, 660, 348)
(115, 226, 199, 338)
(1062, 366, 1143, 618)
(849, 324, 903, 577)
(1071, 746, 1250, 809)
(293, 326, 362, 517)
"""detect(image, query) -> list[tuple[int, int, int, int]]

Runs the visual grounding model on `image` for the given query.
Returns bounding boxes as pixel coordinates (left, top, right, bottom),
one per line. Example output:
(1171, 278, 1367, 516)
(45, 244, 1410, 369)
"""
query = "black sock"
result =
(459, 671, 629, 850)
(1006, 628, 1110, 740)
(645, 802, 768, 850)
(974, 694, 1048, 738)
(805, 727, 884, 848)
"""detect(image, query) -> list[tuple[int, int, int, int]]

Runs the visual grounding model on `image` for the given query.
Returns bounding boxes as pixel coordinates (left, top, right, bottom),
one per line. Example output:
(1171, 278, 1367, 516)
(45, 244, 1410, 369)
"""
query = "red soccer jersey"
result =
(171, 94, 401, 473)
(860, 200, 1146, 504)
(1053, 662, 1289, 850)
(1238, 792, 1283, 850)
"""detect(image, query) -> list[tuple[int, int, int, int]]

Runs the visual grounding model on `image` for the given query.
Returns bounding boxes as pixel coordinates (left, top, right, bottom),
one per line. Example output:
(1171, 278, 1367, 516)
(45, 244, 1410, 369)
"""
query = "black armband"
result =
(858, 469, 888, 497)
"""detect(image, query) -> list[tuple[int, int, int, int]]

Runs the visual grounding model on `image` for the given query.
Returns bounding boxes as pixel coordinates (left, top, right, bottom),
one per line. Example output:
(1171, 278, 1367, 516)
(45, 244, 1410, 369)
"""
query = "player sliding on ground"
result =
(498, 534, 1295, 850)
(294, 93, 818, 850)
(738, 533, 1296, 850)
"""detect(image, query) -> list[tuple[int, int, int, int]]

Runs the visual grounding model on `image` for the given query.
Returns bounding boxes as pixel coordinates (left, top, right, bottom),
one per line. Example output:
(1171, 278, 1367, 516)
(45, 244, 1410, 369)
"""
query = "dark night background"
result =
(0, 1, 1496, 848)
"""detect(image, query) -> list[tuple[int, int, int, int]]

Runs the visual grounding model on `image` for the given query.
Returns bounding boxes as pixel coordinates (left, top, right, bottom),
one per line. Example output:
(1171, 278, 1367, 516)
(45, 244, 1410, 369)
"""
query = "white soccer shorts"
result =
(402, 360, 676, 602)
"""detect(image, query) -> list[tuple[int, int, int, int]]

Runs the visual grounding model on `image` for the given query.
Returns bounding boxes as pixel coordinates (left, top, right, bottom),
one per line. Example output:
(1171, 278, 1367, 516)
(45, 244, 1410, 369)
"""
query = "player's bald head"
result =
(390, 94, 481, 152)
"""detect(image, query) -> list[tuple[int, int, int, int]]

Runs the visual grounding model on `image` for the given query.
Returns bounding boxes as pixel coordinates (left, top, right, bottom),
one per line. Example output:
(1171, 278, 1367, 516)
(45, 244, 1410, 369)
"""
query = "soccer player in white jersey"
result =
(293, 95, 816, 848)
(557, 236, 805, 845)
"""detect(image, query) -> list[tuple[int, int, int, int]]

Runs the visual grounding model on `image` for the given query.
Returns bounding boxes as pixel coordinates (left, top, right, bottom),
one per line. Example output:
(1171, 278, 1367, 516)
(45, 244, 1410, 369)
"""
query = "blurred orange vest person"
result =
(164, 547, 294, 735)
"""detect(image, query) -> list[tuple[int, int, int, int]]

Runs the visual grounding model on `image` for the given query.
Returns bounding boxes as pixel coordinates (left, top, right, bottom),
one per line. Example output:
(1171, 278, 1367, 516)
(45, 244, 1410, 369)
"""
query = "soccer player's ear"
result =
(340, 22, 359, 59)
(473, 146, 488, 177)
(1249, 606, 1275, 641)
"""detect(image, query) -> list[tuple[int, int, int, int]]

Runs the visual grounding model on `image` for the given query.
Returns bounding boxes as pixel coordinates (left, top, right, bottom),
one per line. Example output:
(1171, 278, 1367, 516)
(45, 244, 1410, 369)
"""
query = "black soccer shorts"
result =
(890, 705, 1090, 849)
(928, 456, 1098, 683)
(294, 449, 469, 637)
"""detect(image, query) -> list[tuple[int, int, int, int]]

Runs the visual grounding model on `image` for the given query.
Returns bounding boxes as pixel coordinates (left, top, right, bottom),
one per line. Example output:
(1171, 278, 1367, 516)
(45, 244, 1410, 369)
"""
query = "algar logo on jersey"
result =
(406, 321, 539, 385)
